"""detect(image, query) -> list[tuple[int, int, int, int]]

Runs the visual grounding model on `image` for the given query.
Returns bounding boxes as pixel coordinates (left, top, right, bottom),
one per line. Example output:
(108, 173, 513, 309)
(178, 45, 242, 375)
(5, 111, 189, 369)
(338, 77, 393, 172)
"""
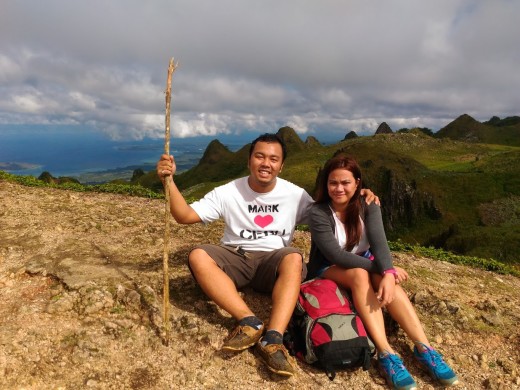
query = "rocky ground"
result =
(0, 180, 519, 390)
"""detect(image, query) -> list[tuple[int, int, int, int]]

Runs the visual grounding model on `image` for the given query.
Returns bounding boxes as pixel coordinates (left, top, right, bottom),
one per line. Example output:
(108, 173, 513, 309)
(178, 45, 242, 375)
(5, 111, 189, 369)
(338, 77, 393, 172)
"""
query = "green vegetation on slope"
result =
(435, 113, 520, 146)
(388, 240, 520, 277)
(0, 171, 163, 199)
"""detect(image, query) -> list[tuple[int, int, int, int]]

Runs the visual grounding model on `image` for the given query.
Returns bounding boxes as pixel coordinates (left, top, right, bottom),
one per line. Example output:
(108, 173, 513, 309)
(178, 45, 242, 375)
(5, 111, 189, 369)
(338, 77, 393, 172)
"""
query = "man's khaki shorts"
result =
(188, 244, 307, 293)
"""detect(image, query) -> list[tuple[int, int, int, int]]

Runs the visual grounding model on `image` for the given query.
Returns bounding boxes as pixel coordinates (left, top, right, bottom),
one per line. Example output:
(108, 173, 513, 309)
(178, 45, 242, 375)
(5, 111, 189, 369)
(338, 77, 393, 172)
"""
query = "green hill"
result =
(435, 114, 520, 146)
(156, 126, 519, 265)
(174, 139, 250, 191)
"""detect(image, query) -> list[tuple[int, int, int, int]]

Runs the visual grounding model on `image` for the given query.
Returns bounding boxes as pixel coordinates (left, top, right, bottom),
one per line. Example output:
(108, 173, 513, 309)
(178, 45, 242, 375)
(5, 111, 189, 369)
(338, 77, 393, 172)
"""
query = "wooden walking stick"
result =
(162, 57, 178, 343)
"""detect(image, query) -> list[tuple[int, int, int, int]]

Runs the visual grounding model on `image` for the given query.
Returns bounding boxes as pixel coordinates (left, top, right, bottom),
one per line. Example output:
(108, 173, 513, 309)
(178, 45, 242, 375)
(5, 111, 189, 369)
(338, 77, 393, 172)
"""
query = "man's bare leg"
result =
(267, 253, 303, 334)
(255, 253, 302, 377)
(188, 248, 253, 320)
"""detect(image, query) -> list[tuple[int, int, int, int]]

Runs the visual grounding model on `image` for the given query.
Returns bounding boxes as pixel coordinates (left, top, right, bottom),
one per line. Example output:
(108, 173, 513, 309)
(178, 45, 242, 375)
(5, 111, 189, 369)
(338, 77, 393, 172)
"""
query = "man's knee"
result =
(188, 248, 214, 273)
(278, 252, 304, 275)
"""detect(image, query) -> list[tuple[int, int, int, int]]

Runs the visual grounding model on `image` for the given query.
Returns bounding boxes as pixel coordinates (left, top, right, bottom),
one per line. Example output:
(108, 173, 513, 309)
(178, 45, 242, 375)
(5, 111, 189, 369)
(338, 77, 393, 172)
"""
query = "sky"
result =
(1, 0, 519, 142)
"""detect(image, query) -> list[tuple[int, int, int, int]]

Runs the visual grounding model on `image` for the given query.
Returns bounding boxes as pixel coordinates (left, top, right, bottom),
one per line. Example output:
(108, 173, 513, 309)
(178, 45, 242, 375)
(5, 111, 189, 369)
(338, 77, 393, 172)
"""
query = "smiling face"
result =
(247, 141, 284, 193)
(327, 168, 360, 209)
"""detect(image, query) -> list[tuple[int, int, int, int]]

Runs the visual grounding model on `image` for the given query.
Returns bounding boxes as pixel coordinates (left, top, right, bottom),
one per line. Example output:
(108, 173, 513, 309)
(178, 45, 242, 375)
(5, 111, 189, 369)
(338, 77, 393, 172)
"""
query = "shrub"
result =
(389, 240, 520, 277)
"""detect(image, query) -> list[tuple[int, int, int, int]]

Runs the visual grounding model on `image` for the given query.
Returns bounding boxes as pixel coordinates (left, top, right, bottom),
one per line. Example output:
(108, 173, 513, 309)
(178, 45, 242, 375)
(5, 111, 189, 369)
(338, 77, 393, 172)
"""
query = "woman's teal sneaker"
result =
(378, 352, 417, 390)
(413, 343, 459, 386)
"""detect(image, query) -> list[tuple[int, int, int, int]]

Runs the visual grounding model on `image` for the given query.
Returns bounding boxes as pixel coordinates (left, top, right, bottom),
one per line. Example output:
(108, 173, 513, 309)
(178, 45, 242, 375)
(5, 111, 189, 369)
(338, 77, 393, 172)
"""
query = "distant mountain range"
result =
(0, 162, 40, 171)
(137, 114, 520, 264)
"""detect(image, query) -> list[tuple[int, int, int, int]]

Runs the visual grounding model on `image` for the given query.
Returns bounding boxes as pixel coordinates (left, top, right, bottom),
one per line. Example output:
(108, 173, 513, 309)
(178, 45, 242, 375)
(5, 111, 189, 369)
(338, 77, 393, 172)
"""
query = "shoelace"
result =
(425, 349, 447, 369)
(416, 343, 448, 371)
(263, 343, 289, 355)
(225, 325, 246, 340)
(383, 354, 409, 381)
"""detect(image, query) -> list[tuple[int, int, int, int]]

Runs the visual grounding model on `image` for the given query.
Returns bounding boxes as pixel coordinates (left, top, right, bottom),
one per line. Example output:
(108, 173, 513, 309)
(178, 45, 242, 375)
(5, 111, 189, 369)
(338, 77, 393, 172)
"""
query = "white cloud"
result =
(69, 92, 96, 111)
(173, 113, 231, 138)
(0, 54, 23, 83)
(0, 0, 519, 141)
(13, 94, 45, 113)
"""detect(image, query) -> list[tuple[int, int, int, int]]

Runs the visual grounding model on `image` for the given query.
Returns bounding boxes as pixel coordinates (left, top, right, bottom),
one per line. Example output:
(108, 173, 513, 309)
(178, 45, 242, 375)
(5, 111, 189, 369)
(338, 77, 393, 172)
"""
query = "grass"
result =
(110, 305, 126, 314)
(370, 133, 520, 173)
(0, 170, 164, 199)
(388, 240, 520, 277)
(408, 267, 442, 282)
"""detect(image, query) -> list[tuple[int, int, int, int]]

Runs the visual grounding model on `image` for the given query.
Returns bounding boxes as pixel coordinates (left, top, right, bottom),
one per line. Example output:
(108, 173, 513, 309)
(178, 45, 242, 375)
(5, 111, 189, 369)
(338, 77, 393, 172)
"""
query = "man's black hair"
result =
(249, 133, 287, 162)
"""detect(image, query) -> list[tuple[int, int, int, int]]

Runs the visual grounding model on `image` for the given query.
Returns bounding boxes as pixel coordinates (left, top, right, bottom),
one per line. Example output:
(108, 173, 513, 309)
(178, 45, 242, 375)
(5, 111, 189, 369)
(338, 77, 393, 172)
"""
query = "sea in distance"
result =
(0, 125, 254, 184)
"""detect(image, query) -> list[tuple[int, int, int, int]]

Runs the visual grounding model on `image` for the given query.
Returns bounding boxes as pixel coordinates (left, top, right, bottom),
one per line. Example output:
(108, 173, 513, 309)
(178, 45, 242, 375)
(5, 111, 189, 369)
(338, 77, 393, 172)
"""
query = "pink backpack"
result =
(286, 278, 375, 380)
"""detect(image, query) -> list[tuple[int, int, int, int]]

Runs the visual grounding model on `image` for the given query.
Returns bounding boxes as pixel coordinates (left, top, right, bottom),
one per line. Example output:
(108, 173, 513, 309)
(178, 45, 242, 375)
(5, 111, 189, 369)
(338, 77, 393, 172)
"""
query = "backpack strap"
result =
(362, 348, 371, 371)
(324, 365, 336, 381)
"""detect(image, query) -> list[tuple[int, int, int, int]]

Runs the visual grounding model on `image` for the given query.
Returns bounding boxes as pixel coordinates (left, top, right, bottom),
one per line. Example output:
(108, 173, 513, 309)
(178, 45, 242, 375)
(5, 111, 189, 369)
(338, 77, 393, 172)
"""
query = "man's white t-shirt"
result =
(190, 177, 314, 251)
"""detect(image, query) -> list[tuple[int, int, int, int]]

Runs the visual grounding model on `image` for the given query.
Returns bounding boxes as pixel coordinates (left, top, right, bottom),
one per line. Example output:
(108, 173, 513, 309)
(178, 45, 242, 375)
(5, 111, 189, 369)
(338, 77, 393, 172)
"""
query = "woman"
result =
(307, 154, 458, 390)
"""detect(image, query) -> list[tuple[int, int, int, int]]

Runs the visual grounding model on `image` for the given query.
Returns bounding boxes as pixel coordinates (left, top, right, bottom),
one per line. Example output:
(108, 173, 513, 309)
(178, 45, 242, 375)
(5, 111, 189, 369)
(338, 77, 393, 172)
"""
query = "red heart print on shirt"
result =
(254, 215, 273, 228)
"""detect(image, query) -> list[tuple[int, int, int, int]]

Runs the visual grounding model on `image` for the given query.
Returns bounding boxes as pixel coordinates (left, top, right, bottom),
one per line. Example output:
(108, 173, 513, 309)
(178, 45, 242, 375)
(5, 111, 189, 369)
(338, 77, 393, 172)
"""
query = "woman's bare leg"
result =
(323, 266, 395, 354)
(371, 274, 430, 348)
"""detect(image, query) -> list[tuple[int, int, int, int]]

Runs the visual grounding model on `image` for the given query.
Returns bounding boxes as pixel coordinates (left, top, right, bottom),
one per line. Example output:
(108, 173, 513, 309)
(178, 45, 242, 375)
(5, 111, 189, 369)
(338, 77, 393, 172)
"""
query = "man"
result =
(157, 133, 376, 376)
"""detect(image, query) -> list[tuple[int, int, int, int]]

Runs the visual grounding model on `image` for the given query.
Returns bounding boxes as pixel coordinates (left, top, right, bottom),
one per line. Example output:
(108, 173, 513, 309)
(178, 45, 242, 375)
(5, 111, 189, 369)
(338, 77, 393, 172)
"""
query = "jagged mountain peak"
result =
(199, 139, 232, 164)
(276, 126, 305, 151)
(344, 130, 358, 140)
(305, 135, 321, 146)
(375, 122, 393, 134)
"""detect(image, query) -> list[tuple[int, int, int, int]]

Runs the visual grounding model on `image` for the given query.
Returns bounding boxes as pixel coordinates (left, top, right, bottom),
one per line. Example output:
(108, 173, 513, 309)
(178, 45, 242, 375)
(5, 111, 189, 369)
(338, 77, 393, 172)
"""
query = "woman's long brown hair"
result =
(314, 154, 363, 251)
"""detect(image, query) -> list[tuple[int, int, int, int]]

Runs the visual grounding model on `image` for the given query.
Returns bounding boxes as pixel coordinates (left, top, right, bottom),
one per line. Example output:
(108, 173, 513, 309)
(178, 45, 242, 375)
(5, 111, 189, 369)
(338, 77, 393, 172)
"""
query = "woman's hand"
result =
(394, 266, 409, 284)
(377, 273, 396, 307)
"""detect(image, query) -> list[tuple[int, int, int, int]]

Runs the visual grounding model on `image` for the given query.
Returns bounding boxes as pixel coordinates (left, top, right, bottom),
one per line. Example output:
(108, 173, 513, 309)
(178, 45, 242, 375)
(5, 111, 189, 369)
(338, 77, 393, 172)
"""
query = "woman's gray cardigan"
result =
(306, 201, 394, 280)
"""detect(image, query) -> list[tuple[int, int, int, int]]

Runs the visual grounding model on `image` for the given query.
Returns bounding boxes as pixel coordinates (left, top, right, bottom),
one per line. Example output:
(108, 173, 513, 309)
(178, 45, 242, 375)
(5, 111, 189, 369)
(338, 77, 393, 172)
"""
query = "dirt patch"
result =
(1, 180, 519, 389)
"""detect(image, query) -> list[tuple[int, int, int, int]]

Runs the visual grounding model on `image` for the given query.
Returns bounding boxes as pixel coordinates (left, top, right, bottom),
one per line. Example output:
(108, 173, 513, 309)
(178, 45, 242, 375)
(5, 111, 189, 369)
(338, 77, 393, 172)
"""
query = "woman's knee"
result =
(348, 268, 371, 289)
(325, 267, 370, 290)
(390, 284, 410, 304)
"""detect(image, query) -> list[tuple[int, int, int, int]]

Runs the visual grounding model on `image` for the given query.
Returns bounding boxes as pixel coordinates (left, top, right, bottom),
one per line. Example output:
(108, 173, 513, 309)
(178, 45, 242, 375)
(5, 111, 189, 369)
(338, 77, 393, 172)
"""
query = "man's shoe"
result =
(221, 324, 264, 352)
(379, 352, 417, 390)
(413, 343, 459, 386)
(256, 340, 296, 377)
